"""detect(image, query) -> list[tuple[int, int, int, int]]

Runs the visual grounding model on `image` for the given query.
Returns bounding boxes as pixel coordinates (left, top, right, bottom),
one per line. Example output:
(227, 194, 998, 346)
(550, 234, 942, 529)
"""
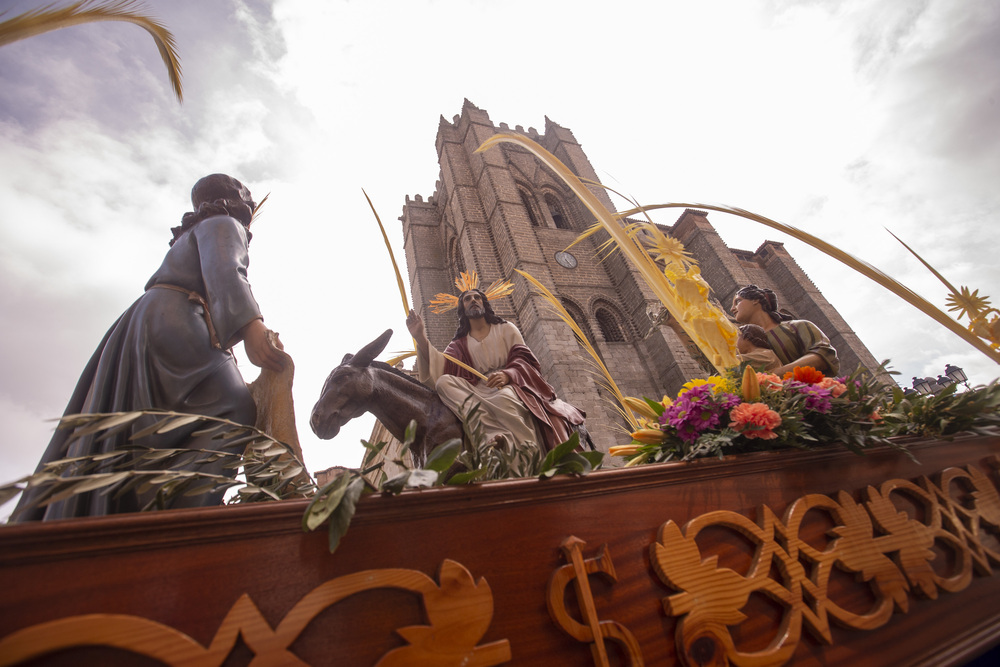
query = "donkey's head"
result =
(310, 329, 392, 439)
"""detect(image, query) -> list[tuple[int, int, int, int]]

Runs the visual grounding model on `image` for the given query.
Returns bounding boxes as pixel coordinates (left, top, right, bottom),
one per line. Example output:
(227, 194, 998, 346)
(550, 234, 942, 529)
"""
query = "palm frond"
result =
(477, 133, 740, 373)
(515, 269, 639, 430)
(616, 201, 1000, 365)
(0, 0, 183, 102)
(250, 192, 270, 226)
(363, 188, 410, 318)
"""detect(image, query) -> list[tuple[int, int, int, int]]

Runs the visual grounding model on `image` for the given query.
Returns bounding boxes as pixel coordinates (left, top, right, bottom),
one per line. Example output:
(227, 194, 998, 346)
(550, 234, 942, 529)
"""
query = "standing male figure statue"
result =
(405, 274, 585, 452)
(14, 174, 284, 521)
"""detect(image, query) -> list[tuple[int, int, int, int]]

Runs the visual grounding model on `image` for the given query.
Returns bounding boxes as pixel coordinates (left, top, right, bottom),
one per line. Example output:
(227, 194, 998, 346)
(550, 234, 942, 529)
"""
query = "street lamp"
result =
(945, 364, 969, 387)
(912, 365, 970, 395)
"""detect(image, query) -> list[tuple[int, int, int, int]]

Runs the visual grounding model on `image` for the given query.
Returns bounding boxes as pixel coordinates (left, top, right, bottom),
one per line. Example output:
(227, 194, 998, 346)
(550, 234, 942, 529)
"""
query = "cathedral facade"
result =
(400, 100, 883, 453)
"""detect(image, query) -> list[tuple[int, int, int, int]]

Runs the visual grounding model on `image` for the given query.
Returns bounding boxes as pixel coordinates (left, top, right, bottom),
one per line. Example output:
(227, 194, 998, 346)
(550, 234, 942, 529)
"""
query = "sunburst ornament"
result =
(429, 271, 514, 314)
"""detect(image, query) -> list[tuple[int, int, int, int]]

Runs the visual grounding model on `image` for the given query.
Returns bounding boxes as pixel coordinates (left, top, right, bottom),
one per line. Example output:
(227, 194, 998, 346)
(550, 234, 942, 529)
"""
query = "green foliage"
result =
(882, 379, 1000, 439)
(2, 411, 314, 522)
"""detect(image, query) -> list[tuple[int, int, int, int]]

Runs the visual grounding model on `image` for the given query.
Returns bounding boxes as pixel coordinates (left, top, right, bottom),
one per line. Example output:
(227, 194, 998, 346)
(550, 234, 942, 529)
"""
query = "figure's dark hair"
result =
(736, 284, 793, 323)
(738, 324, 769, 348)
(453, 289, 506, 340)
(170, 200, 255, 246)
(169, 174, 255, 246)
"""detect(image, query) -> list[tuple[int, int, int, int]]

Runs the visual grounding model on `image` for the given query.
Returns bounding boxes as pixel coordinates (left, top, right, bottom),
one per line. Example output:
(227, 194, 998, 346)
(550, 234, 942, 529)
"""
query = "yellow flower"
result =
(741, 365, 760, 401)
(946, 286, 992, 321)
(623, 396, 660, 421)
(609, 444, 642, 457)
(680, 376, 726, 396)
(630, 428, 666, 445)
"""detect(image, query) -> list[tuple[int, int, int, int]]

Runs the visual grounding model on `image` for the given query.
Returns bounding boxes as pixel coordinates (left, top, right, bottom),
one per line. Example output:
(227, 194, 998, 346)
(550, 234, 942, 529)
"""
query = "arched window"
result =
(595, 307, 625, 342)
(561, 298, 594, 346)
(545, 193, 571, 230)
(519, 187, 540, 227)
(449, 237, 466, 275)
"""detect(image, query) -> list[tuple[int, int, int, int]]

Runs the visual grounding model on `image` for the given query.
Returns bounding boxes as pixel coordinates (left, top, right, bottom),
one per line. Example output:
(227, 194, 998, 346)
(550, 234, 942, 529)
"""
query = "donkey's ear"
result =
(350, 329, 393, 367)
(340, 353, 354, 365)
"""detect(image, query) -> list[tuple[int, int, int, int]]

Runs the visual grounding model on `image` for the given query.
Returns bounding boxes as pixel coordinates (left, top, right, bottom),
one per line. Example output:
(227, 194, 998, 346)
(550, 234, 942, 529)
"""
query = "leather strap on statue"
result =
(147, 284, 223, 349)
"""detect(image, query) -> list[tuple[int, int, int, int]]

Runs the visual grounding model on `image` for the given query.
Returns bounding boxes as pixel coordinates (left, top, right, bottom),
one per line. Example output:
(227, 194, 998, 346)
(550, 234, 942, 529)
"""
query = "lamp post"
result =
(912, 365, 969, 395)
(945, 364, 970, 389)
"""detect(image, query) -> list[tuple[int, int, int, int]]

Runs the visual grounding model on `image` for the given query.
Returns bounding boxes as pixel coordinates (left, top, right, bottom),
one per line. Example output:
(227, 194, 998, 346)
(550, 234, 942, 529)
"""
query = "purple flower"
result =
(663, 386, 742, 444)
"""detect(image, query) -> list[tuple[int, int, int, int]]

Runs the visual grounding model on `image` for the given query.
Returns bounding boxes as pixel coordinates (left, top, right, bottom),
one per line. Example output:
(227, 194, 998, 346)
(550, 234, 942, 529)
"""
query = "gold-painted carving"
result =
(0, 558, 511, 667)
(651, 462, 1000, 667)
(547, 536, 644, 666)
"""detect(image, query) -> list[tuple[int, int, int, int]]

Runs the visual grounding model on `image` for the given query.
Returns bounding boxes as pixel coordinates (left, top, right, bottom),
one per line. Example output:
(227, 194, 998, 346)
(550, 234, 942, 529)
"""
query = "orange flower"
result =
(783, 366, 825, 384)
(756, 372, 783, 389)
(729, 402, 781, 440)
(818, 376, 847, 397)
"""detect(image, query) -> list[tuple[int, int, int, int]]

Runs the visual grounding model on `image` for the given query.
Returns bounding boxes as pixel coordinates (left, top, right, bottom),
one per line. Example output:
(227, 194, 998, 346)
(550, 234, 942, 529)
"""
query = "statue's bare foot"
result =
(489, 434, 507, 448)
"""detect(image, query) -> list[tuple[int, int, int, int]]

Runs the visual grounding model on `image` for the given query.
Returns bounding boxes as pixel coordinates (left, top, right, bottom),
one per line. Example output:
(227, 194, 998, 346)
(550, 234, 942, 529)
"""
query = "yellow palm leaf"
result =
(615, 202, 1000, 365)
(478, 134, 739, 373)
(0, 0, 183, 102)
(362, 189, 410, 318)
(515, 268, 639, 430)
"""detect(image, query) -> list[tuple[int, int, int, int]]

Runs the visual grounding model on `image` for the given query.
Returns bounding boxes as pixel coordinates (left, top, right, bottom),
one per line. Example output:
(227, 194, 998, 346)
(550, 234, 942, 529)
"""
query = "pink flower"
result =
(729, 402, 782, 440)
(818, 377, 847, 398)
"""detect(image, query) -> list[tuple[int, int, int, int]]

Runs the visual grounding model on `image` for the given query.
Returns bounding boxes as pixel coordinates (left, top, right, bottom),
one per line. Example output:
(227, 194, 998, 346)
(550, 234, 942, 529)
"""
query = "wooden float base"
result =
(1, 435, 999, 666)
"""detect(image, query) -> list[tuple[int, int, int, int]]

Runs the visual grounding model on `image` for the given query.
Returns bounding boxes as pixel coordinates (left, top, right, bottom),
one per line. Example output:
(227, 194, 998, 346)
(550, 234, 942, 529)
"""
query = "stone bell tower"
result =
(400, 100, 883, 453)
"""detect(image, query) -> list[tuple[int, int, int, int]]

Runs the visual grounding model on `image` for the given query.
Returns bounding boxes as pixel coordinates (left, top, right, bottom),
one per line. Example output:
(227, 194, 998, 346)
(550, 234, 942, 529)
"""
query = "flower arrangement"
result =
(613, 363, 900, 465)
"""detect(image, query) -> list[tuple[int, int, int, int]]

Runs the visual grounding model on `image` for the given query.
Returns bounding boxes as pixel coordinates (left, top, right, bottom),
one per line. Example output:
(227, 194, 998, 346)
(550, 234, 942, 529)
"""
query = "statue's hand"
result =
(243, 318, 284, 372)
(406, 309, 430, 356)
(486, 371, 510, 389)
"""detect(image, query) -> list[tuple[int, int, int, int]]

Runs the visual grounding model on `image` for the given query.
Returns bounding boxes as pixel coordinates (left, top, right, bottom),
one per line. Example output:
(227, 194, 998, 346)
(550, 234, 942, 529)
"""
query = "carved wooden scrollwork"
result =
(651, 460, 1000, 667)
(0, 559, 512, 667)
(547, 536, 644, 666)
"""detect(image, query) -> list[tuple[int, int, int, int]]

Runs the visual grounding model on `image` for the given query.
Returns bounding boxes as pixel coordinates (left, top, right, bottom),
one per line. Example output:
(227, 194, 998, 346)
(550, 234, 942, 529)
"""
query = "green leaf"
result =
(71, 471, 131, 494)
(644, 397, 666, 417)
(539, 432, 580, 474)
(422, 439, 461, 474)
(0, 483, 25, 508)
(302, 471, 351, 532)
(382, 471, 411, 495)
(579, 450, 604, 470)
(404, 419, 417, 445)
(328, 478, 364, 553)
(445, 468, 488, 485)
(155, 415, 203, 434)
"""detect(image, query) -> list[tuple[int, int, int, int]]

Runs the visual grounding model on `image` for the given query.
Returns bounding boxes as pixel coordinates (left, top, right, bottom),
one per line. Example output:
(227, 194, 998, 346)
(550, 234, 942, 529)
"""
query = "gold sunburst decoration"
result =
(429, 271, 514, 314)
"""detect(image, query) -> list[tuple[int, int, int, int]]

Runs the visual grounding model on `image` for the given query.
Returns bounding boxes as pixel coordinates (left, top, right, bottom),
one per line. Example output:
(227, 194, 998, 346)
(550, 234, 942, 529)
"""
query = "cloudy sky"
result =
(1, 0, 998, 513)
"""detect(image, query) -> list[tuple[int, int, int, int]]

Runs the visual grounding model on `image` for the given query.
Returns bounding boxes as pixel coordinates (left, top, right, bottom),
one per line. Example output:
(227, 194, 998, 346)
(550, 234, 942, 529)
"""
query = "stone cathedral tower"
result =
(400, 100, 883, 453)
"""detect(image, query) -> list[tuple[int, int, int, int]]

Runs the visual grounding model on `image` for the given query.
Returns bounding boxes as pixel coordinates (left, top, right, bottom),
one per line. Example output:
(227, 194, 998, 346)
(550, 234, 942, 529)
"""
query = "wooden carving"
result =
(547, 536, 644, 666)
(651, 460, 1000, 667)
(0, 559, 511, 666)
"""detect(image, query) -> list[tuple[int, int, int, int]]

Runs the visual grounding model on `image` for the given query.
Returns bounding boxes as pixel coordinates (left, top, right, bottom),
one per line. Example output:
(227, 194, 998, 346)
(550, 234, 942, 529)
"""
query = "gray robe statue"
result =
(15, 178, 267, 521)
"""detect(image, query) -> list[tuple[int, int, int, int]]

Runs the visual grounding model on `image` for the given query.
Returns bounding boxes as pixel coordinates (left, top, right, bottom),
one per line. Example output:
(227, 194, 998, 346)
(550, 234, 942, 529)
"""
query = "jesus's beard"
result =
(466, 305, 486, 319)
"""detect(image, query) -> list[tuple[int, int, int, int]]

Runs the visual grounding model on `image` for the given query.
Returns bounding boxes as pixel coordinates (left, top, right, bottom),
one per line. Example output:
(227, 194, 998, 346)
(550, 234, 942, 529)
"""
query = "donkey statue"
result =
(310, 329, 462, 467)
(311, 329, 595, 467)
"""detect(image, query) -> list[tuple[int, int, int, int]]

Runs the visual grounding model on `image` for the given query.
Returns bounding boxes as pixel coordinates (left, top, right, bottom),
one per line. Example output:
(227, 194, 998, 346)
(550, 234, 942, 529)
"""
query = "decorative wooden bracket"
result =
(0, 559, 512, 666)
(651, 460, 1000, 667)
(547, 535, 644, 666)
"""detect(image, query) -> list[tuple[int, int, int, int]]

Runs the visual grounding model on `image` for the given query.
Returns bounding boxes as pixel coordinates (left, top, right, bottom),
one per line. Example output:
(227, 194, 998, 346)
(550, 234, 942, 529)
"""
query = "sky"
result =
(1, 0, 998, 516)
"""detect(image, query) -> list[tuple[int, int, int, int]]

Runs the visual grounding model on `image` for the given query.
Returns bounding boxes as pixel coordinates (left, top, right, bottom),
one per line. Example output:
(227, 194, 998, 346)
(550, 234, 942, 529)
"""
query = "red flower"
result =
(729, 402, 782, 440)
(783, 366, 826, 384)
